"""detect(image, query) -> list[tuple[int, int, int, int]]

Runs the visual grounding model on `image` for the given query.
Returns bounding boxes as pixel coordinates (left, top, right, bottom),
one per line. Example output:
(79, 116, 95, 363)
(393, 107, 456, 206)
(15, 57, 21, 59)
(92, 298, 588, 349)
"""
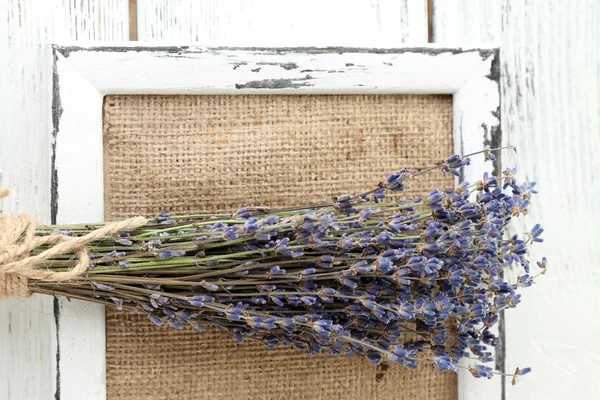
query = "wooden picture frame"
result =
(51, 44, 501, 400)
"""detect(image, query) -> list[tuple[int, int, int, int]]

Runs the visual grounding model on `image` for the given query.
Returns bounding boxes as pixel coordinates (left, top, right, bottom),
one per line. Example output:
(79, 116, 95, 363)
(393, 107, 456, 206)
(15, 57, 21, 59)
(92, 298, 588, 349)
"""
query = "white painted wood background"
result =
(1, 1, 598, 399)
(432, 2, 600, 399)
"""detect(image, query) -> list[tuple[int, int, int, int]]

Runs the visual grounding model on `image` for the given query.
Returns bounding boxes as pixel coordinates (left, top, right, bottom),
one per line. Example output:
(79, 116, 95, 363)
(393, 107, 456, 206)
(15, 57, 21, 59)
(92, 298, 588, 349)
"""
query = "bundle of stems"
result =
(24, 147, 543, 381)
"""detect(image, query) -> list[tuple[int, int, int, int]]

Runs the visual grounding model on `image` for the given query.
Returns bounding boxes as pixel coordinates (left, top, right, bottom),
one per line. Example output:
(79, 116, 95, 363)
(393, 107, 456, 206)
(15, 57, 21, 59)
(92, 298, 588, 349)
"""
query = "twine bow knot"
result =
(0, 188, 147, 299)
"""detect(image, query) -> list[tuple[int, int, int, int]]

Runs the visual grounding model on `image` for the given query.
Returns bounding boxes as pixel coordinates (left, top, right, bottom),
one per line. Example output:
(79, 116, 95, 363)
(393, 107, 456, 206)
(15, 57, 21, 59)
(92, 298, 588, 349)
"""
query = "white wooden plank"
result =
(452, 53, 502, 400)
(433, 1, 600, 400)
(53, 52, 108, 400)
(0, 294, 58, 400)
(53, 45, 496, 98)
(431, 1, 501, 44)
(137, 0, 427, 45)
(0, 1, 128, 399)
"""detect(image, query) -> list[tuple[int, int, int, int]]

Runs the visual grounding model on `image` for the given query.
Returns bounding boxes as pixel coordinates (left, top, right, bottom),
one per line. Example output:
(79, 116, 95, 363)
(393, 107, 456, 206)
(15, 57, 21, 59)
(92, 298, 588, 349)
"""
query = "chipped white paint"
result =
(451, 56, 502, 400)
(52, 57, 108, 400)
(0, 1, 128, 399)
(54, 44, 495, 97)
(138, 0, 428, 45)
(434, 1, 600, 400)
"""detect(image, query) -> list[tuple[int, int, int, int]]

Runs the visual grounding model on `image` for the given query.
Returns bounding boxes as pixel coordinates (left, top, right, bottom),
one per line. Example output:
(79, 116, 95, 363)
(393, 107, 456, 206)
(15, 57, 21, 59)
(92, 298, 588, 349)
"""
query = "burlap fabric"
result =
(103, 94, 456, 400)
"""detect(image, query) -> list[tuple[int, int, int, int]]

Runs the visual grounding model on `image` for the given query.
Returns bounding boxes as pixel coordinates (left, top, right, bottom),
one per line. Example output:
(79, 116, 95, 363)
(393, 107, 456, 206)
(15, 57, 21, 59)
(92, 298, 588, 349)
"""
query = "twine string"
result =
(0, 188, 147, 299)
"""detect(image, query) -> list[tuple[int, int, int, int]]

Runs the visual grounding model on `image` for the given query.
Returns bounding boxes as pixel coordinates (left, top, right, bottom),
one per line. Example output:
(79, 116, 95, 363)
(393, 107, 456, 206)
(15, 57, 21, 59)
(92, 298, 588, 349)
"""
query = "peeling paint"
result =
(281, 62, 298, 70)
(54, 45, 495, 61)
(232, 62, 247, 70)
(54, 298, 61, 400)
(485, 48, 501, 84)
(257, 61, 299, 70)
(235, 77, 313, 89)
(51, 50, 63, 225)
(55, 45, 192, 58)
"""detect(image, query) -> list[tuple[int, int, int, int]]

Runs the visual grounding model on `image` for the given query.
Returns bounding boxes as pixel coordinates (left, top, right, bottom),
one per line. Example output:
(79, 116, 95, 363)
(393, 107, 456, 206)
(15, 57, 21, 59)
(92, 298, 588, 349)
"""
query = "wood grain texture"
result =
(0, 1, 128, 399)
(137, 0, 427, 45)
(433, 1, 600, 399)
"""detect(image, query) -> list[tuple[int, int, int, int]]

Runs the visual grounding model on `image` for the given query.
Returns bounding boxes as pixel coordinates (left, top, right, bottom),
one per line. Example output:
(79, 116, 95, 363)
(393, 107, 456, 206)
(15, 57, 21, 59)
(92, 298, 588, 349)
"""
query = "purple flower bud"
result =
(300, 296, 316, 306)
(149, 315, 163, 326)
(366, 352, 382, 364)
(234, 207, 252, 219)
(386, 169, 413, 191)
(361, 208, 373, 220)
(106, 250, 126, 258)
(271, 296, 284, 307)
(361, 299, 378, 310)
(337, 238, 354, 250)
(109, 297, 124, 310)
(426, 189, 444, 204)
(158, 249, 186, 259)
(434, 356, 458, 372)
(252, 296, 267, 305)
(518, 367, 532, 376)
(192, 322, 205, 332)
(199, 281, 218, 291)
(167, 318, 183, 329)
(469, 364, 494, 379)
(255, 232, 273, 242)
(94, 283, 115, 291)
(339, 277, 358, 289)
(223, 227, 239, 240)
(139, 302, 154, 312)
(269, 266, 286, 275)
(261, 215, 280, 225)
(162, 307, 176, 318)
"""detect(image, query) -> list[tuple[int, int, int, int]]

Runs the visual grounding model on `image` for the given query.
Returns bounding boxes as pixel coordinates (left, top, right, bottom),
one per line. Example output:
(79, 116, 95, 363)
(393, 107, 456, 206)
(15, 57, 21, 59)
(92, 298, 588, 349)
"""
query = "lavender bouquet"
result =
(0, 147, 544, 383)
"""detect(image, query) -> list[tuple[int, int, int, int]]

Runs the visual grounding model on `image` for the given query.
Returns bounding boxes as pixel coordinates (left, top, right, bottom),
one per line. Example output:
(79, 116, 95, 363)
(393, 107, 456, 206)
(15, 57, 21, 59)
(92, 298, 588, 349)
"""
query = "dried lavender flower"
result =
(24, 146, 540, 382)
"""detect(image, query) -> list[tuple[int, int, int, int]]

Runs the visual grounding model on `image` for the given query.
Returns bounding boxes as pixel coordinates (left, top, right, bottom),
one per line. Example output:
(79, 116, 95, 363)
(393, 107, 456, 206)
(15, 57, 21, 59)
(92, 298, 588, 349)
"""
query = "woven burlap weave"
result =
(103, 94, 456, 400)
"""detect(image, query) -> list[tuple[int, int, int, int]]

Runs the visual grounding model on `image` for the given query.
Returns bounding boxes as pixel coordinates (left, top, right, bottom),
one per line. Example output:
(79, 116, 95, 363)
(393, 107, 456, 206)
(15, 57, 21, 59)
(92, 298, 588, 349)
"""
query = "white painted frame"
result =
(52, 44, 501, 400)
